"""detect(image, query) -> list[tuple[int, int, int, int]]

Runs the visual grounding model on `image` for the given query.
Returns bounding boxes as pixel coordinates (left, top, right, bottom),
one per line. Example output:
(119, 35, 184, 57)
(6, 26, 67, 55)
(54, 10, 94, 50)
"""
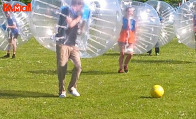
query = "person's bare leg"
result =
(124, 44, 133, 72)
(119, 52, 125, 70)
(118, 45, 125, 73)
(124, 54, 132, 66)
(12, 38, 17, 58)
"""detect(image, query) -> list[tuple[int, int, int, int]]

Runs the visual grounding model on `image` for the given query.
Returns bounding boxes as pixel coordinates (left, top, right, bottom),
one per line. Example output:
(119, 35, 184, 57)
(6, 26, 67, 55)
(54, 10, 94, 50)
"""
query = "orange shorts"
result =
(118, 30, 135, 44)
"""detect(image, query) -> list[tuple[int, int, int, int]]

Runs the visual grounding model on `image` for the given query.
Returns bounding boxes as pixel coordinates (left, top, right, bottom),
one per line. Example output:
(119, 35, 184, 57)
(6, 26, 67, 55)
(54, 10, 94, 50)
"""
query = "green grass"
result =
(0, 38, 195, 119)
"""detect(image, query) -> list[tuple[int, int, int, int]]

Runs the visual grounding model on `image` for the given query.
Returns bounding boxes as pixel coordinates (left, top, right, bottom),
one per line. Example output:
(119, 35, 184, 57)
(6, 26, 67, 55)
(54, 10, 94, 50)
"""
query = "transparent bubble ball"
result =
(146, 1, 176, 47)
(174, 0, 196, 49)
(113, 1, 161, 54)
(0, 1, 32, 51)
(0, 5, 9, 51)
(30, 0, 122, 58)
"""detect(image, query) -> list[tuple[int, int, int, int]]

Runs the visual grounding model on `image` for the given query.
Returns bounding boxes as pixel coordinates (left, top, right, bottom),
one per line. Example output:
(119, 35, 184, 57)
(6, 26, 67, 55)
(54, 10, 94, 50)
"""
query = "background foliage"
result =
(137, 0, 181, 6)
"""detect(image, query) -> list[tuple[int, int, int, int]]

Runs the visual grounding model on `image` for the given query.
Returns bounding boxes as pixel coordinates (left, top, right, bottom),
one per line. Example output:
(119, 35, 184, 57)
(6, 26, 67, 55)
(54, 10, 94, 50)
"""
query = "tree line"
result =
(137, 0, 181, 7)
(0, 0, 31, 4)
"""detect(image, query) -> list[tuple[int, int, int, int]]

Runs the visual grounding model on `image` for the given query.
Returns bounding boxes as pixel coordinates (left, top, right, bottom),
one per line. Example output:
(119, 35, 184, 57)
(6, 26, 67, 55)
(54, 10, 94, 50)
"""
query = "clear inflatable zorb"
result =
(0, 6, 6, 23)
(30, 0, 122, 58)
(9, 1, 32, 42)
(0, 28, 7, 51)
(30, 0, 61, 50)
(174, 0, 196, 49)
(0, 5, 9, 50)
(146, 1, 176, 47)
(113, 1, 161, 54)
(0, 1, 32, 51)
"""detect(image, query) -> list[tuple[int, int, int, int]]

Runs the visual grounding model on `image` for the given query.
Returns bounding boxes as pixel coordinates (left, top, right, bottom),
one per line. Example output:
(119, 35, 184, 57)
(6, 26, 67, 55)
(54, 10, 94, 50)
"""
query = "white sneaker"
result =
(59, 92, 66, 98)
(68, 88, 80, 97)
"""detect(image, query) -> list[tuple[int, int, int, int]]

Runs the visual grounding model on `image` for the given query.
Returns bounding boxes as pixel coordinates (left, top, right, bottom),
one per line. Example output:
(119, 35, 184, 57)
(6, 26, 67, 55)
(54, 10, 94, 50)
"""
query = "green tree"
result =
(135, 0, 181, 6)
(19, 0, 31, 4)
(0, 0, 31, 4)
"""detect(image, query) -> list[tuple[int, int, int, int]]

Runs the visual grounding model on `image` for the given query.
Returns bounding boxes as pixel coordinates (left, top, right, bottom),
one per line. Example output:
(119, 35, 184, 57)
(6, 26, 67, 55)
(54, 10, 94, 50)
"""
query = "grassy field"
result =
(0, 38, 195, 119)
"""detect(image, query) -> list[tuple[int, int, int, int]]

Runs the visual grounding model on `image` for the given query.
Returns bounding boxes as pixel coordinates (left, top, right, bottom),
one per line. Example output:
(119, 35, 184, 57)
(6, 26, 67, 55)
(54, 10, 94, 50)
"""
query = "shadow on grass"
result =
(103, 52, 120, 56)
(140, 96, 156, 99)
(28, 69, 57, 75)
(140, 96, 162, 99)
(0, 57, 6, 59)
(103, 52, 155, 56)
(81, 70, 117, 75)
(0, 56, 12, 59)
(132, 59, 194, 64)
(28, 70, 117, 75)
(0, 90, 57, 99)
(100, 53, 194, 64)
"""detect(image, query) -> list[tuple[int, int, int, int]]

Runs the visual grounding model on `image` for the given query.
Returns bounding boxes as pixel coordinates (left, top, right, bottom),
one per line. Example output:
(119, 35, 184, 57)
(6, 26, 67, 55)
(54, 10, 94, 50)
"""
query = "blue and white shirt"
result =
(122, 17, 136, 31)
(56, 6, 79, 46)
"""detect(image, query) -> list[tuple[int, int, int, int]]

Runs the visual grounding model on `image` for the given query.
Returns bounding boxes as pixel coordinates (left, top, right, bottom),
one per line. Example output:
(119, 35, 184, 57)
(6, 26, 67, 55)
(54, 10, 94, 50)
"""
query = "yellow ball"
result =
(151, 85, 164, 98)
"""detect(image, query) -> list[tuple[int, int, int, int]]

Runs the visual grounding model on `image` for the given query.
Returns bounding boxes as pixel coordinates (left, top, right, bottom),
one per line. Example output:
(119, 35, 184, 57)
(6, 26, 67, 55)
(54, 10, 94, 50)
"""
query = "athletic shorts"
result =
(10, 33, 19, 39)
(118, 30, 135, 44)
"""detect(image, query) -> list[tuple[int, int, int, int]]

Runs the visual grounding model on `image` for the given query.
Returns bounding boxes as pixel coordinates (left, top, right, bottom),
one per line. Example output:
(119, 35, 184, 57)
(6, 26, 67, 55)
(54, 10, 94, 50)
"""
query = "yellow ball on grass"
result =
(151, 85, 164, 98)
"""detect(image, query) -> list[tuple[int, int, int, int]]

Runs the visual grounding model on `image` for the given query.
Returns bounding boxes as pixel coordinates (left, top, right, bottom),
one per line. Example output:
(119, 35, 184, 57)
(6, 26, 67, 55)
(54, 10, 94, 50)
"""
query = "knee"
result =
(75, 65, 82, 72)
(120, 52, 125, 57)
(58, 62, 65, 67)
(128, 53, 133, 57)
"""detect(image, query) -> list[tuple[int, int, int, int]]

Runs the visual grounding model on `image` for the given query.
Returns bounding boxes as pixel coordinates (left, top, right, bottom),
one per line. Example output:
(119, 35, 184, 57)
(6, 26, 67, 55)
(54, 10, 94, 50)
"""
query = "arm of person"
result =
(130, 19, 136, 32)
(194, 26, 196, 32)
(66, 15, 82, 28)
(7, 22, 17, 29)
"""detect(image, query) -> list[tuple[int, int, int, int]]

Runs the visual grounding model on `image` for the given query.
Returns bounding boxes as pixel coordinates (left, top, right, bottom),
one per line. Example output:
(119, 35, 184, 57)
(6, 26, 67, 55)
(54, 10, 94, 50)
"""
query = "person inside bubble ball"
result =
(118, 7, 136, 73)
(76, 3, 90, 51)
(2, 12, 19, 59)
(194, 14, 196, 34)
(55, 0, 84, 98)
(194, 14, 196, 50)
(147, 14, 162, 56)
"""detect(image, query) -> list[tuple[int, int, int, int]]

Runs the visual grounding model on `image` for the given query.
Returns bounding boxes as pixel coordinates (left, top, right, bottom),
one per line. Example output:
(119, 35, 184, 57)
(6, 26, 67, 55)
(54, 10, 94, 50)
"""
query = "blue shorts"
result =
(10, 33, 19, 39)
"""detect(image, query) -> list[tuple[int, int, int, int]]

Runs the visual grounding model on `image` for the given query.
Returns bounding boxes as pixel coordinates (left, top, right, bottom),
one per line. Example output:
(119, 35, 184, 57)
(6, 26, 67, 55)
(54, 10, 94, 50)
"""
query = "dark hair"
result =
(4, 11, 10, 16)
(71, 0, 84, 6)
(4, 11, 8, 15)
(126, 7, 135, 12)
